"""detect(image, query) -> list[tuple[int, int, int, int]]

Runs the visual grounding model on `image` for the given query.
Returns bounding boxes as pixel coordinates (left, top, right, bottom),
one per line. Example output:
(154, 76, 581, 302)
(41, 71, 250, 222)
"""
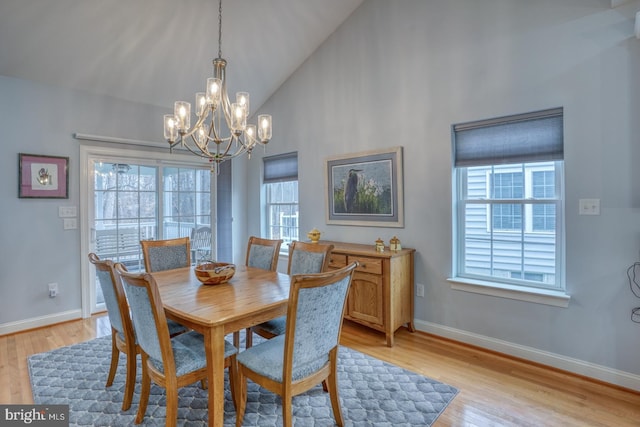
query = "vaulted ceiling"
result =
(0, 0, 364, 111)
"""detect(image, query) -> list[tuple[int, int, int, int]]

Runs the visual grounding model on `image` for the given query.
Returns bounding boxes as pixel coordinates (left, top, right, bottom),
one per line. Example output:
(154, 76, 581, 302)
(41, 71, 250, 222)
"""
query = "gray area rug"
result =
(28, 336, 458, 426)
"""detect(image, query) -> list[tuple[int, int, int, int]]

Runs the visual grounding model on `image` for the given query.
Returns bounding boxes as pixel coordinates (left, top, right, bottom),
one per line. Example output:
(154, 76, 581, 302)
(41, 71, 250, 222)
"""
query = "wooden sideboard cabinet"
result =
(323, 241, 415, 347)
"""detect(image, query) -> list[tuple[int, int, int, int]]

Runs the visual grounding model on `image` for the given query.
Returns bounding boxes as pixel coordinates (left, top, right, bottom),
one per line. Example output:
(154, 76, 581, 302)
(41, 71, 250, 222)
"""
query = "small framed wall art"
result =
(18, 153, 69, 199)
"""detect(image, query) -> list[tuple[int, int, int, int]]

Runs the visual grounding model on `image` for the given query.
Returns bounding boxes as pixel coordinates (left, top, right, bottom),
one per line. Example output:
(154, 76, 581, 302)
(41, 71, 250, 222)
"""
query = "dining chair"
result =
(88, 253, 188, 411)
(234, 262, 357, 427)
(140, 237, 191, 272)
(87, 253, 138, 411)
(190, 226, 212, 264)
(245, 236, 282, 271)
(246, 240, 334, 348)
(115, 263, 238, 427)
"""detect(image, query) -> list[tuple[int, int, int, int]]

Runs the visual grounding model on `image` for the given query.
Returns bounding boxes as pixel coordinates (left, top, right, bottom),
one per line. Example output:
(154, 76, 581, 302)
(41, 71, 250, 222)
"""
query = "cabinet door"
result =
(347, 271, 384, 327)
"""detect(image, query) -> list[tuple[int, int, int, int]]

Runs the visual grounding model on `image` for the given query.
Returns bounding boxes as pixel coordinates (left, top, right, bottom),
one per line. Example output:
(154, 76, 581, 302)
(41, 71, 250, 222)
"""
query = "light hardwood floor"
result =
(1, 315, 639, 426)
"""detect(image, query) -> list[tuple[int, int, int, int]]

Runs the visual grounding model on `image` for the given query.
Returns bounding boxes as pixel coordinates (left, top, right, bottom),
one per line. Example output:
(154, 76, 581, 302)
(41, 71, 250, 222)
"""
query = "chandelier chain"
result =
(218, 0, 223, 58)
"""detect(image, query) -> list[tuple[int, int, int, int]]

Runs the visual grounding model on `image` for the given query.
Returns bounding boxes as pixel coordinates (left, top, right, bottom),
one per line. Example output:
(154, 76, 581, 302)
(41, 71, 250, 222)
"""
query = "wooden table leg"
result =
(205, 326, 225, 427)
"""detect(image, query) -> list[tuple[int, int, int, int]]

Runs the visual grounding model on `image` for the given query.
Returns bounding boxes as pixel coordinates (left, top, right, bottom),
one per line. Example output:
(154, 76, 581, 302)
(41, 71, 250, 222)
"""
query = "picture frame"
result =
(325, 146, 404, 227)
(18, 153, 69, 199)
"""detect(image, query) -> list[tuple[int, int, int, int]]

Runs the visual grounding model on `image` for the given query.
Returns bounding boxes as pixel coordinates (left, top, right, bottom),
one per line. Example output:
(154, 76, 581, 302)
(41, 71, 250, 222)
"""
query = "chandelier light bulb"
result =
(174, 101, 191, 131)
(258, 115, 272, 142)
(206, 78, 222, 106)
(164, 115, 178, 142)
(196, 124, 209, 147)
(230, 103, 246, 132)
(196, 93, 207, 116)
(236, 92, 249, 117)
(246, 124, 256, 140)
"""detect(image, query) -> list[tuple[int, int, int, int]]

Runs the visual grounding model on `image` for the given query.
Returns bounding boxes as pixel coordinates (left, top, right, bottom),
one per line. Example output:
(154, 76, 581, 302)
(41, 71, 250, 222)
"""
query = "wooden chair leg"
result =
(327, 356, 344, 426)
(135, 360, 151, 424)
(228, 355, 238, 411)
(235, 370, 247, 427)
(106, 331, 119, 387)
(282, 391, 293, 427)
(122, 349, 137, 410)
(165, 386, 178, 427)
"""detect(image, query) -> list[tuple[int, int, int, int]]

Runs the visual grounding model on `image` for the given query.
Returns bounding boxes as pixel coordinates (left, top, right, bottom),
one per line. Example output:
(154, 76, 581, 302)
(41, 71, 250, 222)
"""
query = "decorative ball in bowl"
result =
(194, 262, 236, 285)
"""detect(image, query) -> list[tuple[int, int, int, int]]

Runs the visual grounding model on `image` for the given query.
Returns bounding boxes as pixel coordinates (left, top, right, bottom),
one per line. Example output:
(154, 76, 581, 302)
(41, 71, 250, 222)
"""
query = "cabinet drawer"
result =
(348, 256, 383, 275)
(328, 253, 347, 268)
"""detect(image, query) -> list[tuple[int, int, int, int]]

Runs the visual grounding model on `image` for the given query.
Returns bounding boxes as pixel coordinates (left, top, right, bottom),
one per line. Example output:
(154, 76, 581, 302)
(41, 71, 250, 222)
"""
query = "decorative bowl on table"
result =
(194, 262, 236, 285)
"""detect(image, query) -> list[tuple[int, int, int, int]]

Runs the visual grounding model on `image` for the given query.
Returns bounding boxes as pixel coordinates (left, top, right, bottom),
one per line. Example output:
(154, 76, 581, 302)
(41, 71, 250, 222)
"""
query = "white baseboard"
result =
(0, 310, 82, 336)
(415, 319, 640, 392)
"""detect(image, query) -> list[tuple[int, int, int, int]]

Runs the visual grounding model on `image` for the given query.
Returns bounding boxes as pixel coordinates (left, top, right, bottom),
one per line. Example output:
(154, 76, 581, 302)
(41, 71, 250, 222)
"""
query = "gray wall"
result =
(0, 75, 168, 326)
(247, 0, 640, 384)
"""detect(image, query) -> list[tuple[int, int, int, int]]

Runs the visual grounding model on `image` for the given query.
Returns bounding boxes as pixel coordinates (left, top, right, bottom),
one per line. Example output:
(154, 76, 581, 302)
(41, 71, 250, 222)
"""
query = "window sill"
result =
(447, 277, 570, 308)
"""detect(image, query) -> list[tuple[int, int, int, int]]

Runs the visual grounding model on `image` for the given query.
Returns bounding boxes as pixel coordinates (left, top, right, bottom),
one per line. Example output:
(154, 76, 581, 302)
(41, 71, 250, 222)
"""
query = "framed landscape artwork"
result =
(325, 146, 404, 227)
(18, 153, 69, 199)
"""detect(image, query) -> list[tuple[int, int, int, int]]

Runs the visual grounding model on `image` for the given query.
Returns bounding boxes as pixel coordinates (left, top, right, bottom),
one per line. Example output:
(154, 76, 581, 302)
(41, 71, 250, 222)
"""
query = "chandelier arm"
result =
(181, 137, 218, 159)
(178, 111, 210, 140)
(219, 84, 233, 131)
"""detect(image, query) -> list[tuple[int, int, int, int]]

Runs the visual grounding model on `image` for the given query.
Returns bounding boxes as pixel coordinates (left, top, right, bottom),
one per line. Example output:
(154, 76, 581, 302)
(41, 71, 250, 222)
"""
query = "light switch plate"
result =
(579, 199, 600, 215)
(59, 206, 77, 218)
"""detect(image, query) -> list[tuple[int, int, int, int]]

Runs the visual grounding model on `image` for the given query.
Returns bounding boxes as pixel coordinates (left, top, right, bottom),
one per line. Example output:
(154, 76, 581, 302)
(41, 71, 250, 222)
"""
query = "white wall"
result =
(247, 0, 640, 386)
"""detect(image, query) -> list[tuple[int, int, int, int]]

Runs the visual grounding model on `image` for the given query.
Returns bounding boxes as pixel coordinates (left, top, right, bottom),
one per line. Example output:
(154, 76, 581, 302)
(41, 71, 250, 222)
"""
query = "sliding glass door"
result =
(82, 145, 222, 314)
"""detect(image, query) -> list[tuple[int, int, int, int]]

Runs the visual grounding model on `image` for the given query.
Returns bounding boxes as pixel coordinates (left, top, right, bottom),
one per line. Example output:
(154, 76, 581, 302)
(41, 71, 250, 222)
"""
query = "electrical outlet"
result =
(416, 283, 425, 297)
(48, 282, 58, 298)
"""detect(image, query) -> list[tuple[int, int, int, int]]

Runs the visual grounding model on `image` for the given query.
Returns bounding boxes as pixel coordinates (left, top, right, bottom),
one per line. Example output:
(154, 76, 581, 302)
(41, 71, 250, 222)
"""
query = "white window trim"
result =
(447, 276, 570, 308)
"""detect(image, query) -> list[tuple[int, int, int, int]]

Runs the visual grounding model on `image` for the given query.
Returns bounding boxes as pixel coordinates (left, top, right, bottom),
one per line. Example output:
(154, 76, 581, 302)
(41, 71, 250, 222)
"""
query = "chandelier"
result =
(163, 0, 272, 171)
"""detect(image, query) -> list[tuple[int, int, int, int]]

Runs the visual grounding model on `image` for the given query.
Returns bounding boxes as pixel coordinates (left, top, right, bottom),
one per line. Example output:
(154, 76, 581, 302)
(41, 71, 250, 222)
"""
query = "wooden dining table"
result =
(150, 264, 291, 427)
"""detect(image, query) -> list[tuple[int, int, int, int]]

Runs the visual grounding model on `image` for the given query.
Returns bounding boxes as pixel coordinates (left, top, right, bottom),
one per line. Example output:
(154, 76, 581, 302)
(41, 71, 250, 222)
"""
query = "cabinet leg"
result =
(385, 332, 394, 347)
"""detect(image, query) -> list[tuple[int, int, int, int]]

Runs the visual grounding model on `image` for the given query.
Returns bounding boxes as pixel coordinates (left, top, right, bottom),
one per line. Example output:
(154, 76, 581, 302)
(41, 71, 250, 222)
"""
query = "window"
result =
(264, 152, 299, 252)
(452, 108, 564, 293)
